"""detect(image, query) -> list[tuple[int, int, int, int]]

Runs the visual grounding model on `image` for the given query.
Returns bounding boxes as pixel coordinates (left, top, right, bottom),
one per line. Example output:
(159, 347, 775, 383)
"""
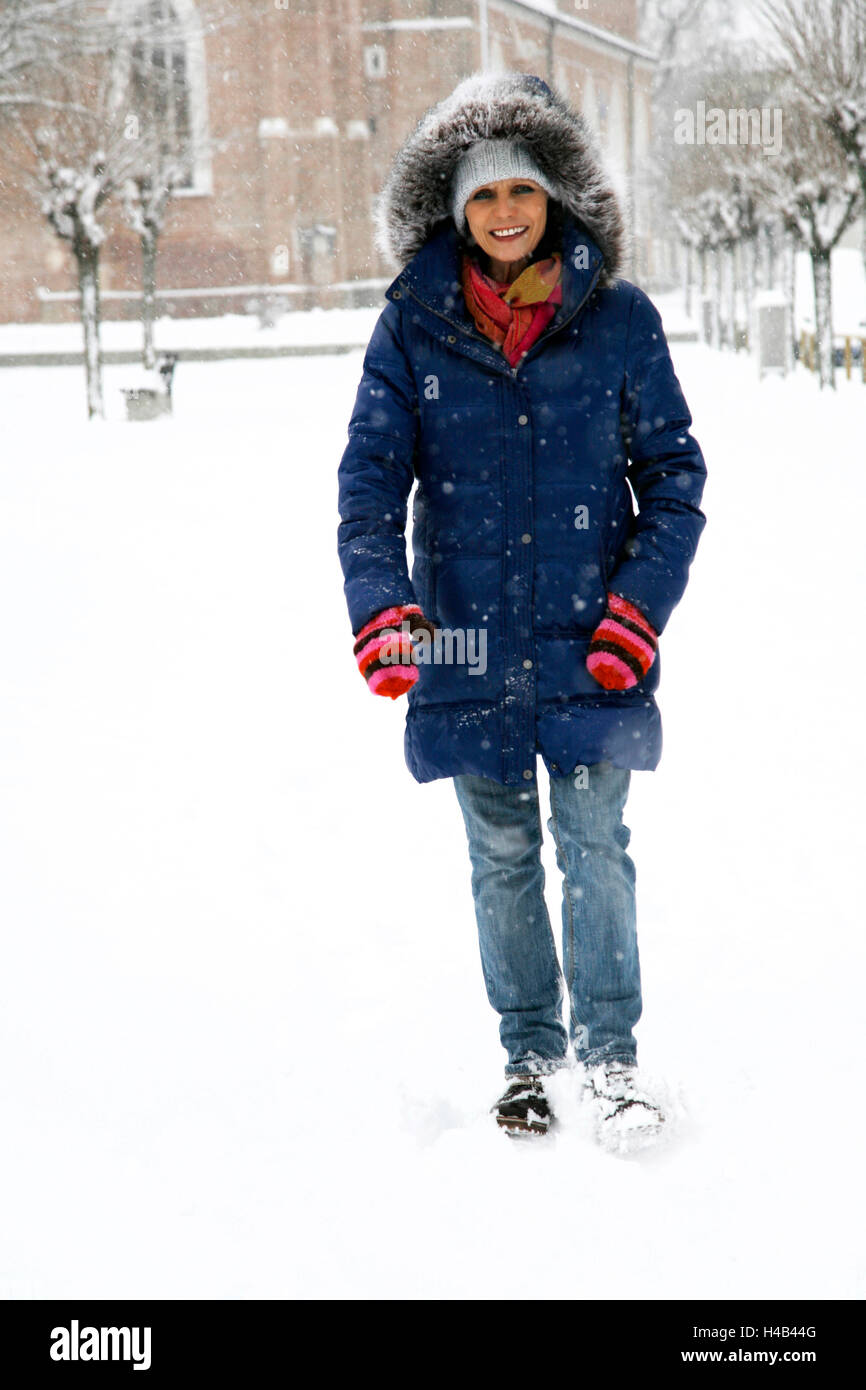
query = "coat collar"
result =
(385, 212, 604, 337)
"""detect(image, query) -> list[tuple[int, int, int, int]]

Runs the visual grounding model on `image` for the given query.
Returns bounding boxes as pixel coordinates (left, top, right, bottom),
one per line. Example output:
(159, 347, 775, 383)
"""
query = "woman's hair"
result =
(457, 197, 566, 271)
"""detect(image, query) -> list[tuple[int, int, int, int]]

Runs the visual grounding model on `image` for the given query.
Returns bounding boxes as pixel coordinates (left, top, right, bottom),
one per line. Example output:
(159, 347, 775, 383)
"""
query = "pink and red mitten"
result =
(587, 592, 658, 691)
(353, 603, 436, 699)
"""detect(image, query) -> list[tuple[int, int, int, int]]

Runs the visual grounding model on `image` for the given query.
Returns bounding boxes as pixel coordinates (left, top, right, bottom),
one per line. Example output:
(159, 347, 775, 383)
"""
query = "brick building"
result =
(0, 0, 659, 324)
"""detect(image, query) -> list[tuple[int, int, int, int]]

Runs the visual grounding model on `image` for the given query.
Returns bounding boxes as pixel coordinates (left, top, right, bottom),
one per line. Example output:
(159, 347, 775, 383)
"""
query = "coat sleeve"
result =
(607, 285, 707, 636)
(337, 302, 421, 636)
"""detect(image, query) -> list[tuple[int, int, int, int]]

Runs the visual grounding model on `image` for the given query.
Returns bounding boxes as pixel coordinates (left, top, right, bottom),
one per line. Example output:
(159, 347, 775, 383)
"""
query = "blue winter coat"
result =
(337, 212, 707, 786)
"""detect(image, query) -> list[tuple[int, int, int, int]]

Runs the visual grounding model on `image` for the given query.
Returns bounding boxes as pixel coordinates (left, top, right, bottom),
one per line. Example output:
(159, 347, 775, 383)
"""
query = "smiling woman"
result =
(456, 153, 565, 369)
(338, 70, 707, 1151)
(450, 137, 556, 283)
(465, 179, 549, 283)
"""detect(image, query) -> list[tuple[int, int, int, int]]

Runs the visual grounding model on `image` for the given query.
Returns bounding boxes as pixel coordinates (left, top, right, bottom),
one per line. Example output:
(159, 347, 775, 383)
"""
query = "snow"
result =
(363, 14, 474, 29)
(118, 364, 169, 391)
(0, 337, 863, 1299)
(753, 290, 788, 307)
(648, 290, 699, 336)
(0, 306, 382, 357)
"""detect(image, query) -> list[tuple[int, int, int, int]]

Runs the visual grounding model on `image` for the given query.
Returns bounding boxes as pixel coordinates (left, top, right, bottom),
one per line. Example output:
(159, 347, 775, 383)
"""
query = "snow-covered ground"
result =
(0, 304, 381, 356)
(0, 337, 863, 1300)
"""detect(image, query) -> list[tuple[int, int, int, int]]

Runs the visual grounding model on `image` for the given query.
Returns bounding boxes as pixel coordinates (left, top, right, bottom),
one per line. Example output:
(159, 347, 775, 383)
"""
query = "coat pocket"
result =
(533, 504, 609, 635)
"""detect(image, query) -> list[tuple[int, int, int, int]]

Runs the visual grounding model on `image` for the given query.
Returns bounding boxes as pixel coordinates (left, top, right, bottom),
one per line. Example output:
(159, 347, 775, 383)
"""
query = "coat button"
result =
(392, 289, 402, 299)
(518, 413, 528, 425)
(521, 533, 532, 544)
(447, 334, 457, 343)
(523, 769, 534, 780)
(523, 658, 533, 669)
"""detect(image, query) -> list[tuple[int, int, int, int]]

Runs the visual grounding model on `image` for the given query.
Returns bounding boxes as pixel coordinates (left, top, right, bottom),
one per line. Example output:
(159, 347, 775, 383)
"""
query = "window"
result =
(131, 1, 193, 187)
(595, 79, 610, 144)
(125, 0, 212, 195)
(363, 44, 387, 79)
(297, 223, 337, 286)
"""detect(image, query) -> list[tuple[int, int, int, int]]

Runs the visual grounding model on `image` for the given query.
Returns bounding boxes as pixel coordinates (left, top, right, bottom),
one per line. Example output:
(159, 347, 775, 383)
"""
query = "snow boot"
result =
(582, 1058, 665, 1155)
(492, 1072, 554, 1137)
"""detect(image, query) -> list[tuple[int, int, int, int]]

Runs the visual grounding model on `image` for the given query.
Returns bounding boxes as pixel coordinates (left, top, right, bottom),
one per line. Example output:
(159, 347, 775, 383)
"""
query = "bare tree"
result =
(112, 1, 237, 370)
(4, 0, 236, 413)
(729, 171, 761, 348)
(0, 0, 122, 111)
(756, 97, 862, 387)
(7, 20, 148, 416)
(676, 187, 727, 347)
(115, 2, 207, 369)
(120, 155, 186, 371)
(1, 1, 74, 88)
(761, 0, 866, 275)
(673, 205, 698, 316)
(638, 0, 717, 99)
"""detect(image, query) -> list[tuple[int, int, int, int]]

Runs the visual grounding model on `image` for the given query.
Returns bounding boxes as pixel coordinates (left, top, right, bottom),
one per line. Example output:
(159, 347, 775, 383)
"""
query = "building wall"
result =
(557, 0, 638, 44)
(0, 0, 654, 324)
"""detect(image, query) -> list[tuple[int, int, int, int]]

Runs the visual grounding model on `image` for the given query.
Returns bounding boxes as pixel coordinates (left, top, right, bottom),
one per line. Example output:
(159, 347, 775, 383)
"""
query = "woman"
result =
(337, 72, 707, 1152)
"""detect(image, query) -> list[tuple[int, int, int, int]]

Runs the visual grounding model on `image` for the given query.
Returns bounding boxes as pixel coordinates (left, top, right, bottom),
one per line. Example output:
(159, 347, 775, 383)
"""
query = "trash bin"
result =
(754, 292, 790, 379)
(121, 387, 164, 421)
(699, 295, 714, 345)
(120, 355, 177, 420)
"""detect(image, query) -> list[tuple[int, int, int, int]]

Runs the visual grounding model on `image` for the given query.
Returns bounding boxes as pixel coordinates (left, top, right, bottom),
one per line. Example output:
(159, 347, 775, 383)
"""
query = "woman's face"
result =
(464, 178, 549, 274)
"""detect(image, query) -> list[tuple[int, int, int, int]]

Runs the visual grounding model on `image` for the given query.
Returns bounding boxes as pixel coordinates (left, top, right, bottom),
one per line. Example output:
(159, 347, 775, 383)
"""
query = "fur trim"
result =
(374, 70, 627, 286)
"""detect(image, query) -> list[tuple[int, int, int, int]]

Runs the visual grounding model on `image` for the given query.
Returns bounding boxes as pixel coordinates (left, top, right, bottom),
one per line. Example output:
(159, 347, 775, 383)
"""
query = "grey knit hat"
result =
(449, 138, 559, 234)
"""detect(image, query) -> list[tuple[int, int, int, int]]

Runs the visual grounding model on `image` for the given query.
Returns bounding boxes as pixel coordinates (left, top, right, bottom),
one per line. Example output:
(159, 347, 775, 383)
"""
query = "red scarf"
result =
(460, 250, 563, 367)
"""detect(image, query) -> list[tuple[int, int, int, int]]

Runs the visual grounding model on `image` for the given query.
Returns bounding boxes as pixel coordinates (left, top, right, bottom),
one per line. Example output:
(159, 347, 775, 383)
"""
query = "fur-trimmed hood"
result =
(374, 70, 627, 287)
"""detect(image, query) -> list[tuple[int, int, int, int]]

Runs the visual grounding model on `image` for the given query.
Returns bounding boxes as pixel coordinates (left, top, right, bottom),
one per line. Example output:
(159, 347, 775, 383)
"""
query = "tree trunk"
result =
(759, 223, 770, 291)
(767, 221, 777, 291)
(141, 228, 157, 371)
(711, 246, 723, 350)
(785, 233, 797, 373)
(727, 244, 738, 351)
(812, 251, 835, 390)
(743, 237, 756, 353)
(75, 235, 104, 419)
(684, 241, 693, 318)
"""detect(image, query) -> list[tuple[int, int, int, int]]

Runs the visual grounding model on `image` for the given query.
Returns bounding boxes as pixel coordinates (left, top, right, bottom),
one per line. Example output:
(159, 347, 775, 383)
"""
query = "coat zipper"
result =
(511, 263, 603, 377)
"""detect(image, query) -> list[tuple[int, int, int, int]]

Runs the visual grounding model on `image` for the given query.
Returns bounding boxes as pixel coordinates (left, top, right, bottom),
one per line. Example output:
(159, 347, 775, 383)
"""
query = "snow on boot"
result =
(582, 1059, 665, 1155)
(492, 1073, 554, 1137)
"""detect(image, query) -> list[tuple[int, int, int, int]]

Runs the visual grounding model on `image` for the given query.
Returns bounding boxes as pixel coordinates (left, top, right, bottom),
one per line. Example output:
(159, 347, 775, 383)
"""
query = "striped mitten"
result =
(353, 603, 437, 699)
(586, 592, 658, 691)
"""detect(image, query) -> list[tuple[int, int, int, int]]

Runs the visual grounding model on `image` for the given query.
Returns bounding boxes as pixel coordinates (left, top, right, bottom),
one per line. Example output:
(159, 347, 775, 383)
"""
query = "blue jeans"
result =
(452, 762, 641, 1075)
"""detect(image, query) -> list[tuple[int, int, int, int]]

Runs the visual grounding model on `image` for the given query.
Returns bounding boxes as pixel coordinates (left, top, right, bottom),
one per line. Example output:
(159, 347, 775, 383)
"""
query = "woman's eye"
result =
(472, 185, 535, 200)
